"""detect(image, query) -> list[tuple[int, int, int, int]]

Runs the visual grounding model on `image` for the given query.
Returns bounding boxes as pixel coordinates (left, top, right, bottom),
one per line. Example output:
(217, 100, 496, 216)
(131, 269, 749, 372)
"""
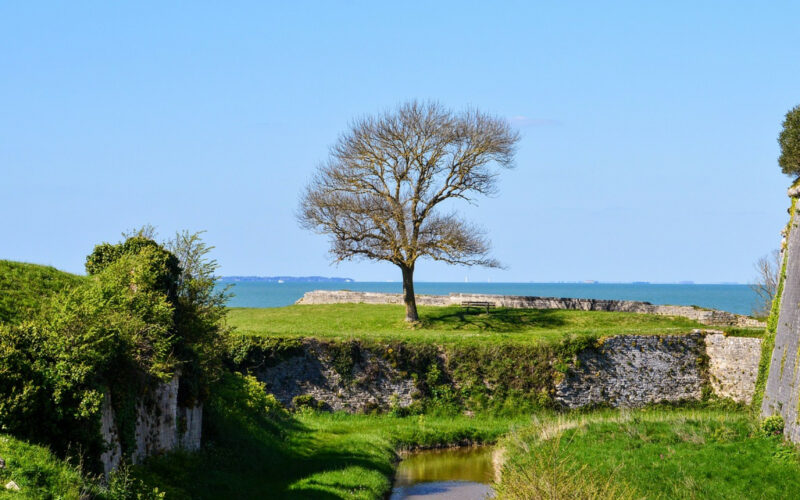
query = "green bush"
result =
(762, 415, 785, 437)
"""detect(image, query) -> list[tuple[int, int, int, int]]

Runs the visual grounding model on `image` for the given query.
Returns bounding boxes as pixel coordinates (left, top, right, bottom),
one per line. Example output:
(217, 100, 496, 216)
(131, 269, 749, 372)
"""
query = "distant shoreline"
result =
(219, 278, 743, 285)
(220, 276, 354, 283)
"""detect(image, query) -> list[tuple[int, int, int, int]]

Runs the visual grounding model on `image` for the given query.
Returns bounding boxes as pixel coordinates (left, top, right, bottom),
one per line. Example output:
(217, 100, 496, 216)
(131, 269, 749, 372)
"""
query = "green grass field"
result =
(226, 303, 733, 345)
(496, 410, 800, 499)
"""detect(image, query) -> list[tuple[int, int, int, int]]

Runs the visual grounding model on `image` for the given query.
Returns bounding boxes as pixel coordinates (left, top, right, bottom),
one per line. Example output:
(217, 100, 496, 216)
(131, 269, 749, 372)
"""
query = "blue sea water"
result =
(218, 281, 760, 316)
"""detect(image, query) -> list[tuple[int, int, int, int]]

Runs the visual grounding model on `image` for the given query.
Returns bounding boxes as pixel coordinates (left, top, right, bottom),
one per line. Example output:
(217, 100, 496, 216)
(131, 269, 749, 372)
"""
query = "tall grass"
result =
(495, 410, 800, 499)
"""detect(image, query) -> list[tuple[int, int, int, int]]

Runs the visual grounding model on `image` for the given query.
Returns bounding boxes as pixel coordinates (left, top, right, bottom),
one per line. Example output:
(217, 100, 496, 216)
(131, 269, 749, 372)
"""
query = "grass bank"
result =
(496, 409, 800, 499)
(227, 304, 729, 346)
(0, 434, 97, 499)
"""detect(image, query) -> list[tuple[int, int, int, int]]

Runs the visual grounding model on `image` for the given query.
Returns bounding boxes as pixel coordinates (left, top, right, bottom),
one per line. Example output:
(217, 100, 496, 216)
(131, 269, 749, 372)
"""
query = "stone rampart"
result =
(100, 374, 203, 476)
(706, 333, 762, 404)
(556, 334, 706, 408)
(297, 290, 764, 328)
(249, 332, 761, 413)
(762, 188, 800, 442)
(556, 332, 761, 408)
(254, 340, 416, 412)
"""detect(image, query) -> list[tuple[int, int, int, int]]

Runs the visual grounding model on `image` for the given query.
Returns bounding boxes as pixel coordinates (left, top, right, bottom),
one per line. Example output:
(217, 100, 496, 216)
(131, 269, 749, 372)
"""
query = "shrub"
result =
(762, 415, 785, 437)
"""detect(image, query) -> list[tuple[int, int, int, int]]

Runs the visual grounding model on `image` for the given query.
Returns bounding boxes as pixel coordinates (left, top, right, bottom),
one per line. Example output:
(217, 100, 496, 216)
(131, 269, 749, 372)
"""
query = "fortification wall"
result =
(254, 340, 416, 412)
(706, 334, 762, 404)
(100, 374, 203, 476)
(297, 290, 764, 327)
(762, 188, 800, 442)
(556, 333, 761, 408)
(248, 332, 761, 413)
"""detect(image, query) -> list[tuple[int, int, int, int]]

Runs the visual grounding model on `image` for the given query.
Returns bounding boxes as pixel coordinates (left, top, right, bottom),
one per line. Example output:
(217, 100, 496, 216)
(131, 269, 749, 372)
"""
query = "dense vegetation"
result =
(496, 410, 800, 499)
(0, 233, 226, 481)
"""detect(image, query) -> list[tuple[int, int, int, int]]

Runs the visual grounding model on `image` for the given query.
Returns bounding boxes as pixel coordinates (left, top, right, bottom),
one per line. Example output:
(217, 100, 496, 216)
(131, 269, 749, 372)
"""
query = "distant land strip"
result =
(220, 276, 354, 283)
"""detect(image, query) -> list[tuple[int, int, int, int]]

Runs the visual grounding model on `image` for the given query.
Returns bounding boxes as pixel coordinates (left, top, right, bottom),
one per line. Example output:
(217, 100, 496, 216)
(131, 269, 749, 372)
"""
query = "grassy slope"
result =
(136, 373, 529, 499)
(0, 262, 95, 498)
(140, 376, 794, 500)
(0, 434, 94, 499)
(497, 409, 800, 499)
(227, 304, 731, 346)
(0, 260, 85, 324)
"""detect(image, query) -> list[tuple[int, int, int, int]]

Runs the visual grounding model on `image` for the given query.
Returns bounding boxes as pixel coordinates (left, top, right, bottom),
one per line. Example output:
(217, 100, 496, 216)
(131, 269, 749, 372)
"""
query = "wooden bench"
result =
(460, 301, 496, 314)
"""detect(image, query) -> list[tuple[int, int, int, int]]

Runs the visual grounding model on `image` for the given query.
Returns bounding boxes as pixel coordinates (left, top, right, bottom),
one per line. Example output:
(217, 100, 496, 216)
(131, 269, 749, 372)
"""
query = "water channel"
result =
(389, 446, 495, 499)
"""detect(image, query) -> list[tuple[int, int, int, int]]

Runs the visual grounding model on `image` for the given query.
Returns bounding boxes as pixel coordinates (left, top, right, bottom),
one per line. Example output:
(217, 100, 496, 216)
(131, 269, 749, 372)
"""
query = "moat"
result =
(389, 446, 495, 499)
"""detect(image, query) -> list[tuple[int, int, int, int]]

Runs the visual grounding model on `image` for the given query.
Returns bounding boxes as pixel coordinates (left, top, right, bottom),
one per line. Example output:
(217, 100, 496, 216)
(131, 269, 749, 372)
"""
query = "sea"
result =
(218, 281, 760, 316)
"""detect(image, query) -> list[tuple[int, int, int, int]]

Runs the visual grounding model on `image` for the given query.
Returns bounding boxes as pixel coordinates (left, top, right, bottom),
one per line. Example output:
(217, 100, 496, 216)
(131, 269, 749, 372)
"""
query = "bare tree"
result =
(752, 249, 782, 317)
(298, 101, 520, 322)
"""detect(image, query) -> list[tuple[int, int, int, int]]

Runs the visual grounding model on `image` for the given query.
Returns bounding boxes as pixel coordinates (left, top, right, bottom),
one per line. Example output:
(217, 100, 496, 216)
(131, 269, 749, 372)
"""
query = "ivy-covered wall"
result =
(228, 331, 761, 414)
(761, 188, 800, 442)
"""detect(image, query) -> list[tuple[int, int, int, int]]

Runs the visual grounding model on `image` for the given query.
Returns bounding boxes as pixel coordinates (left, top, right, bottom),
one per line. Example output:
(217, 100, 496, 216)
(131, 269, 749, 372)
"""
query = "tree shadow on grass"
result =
(419, 307, 567, 333)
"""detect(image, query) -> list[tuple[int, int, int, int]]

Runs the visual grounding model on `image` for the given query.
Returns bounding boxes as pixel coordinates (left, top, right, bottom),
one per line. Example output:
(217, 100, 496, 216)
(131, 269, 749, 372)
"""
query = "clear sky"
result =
(2, 1, 799, 283)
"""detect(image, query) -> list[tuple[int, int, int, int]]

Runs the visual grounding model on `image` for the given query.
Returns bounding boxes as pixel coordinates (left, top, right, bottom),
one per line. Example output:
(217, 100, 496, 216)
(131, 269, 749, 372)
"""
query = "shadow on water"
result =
(420, 307, 567, 333)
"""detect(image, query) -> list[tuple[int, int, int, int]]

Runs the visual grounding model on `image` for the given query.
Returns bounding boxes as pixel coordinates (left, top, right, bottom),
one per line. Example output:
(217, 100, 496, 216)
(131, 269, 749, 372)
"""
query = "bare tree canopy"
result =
(752, 249, 781, 318)
(298, 101, 520, 321)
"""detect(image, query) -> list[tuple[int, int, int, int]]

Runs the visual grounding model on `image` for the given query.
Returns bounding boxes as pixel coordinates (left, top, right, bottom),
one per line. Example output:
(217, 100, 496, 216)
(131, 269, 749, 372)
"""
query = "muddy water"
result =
(389, 446, 495, 499)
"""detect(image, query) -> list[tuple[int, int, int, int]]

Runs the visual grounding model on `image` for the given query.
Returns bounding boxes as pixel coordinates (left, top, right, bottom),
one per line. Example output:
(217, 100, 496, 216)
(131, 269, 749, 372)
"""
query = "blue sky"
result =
(2, 1, 799, 283)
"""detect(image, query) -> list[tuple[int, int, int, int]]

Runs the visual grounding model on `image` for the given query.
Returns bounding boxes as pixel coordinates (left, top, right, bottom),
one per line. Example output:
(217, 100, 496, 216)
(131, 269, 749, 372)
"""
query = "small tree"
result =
(751, 249, 781, 318)
(779, 105, 800, 177)
(299, 101, 519, 322)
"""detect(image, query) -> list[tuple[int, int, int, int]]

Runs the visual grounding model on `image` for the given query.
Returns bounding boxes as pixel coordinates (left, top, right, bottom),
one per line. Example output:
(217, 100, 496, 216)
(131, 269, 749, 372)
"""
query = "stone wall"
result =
(706, 334, 762, 404)
(255, 340, 416, 412)
(297, 290, 764, 328)
(250, 332, 761, 414)
(556, 334, 706, 408)
(555, 333, 761, 408)
(99, 394, 122, 477)
(100, 374, 203, 476)
(762, 189, 800, 442)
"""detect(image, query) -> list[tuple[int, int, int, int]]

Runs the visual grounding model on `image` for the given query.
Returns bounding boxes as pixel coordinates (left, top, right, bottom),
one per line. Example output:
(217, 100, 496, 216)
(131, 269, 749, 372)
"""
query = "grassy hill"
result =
(0, 260, 85, 324)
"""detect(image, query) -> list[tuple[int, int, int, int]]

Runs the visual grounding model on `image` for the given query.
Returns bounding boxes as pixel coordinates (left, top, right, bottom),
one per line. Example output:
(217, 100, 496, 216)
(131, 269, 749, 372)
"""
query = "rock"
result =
(5, 480, 20, 491)
(0, 457, 5, 469)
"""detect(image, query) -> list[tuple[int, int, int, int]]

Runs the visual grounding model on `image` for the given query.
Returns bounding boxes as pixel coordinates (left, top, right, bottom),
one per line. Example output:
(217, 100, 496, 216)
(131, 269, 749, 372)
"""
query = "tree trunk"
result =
(400, 264, 419, 322)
